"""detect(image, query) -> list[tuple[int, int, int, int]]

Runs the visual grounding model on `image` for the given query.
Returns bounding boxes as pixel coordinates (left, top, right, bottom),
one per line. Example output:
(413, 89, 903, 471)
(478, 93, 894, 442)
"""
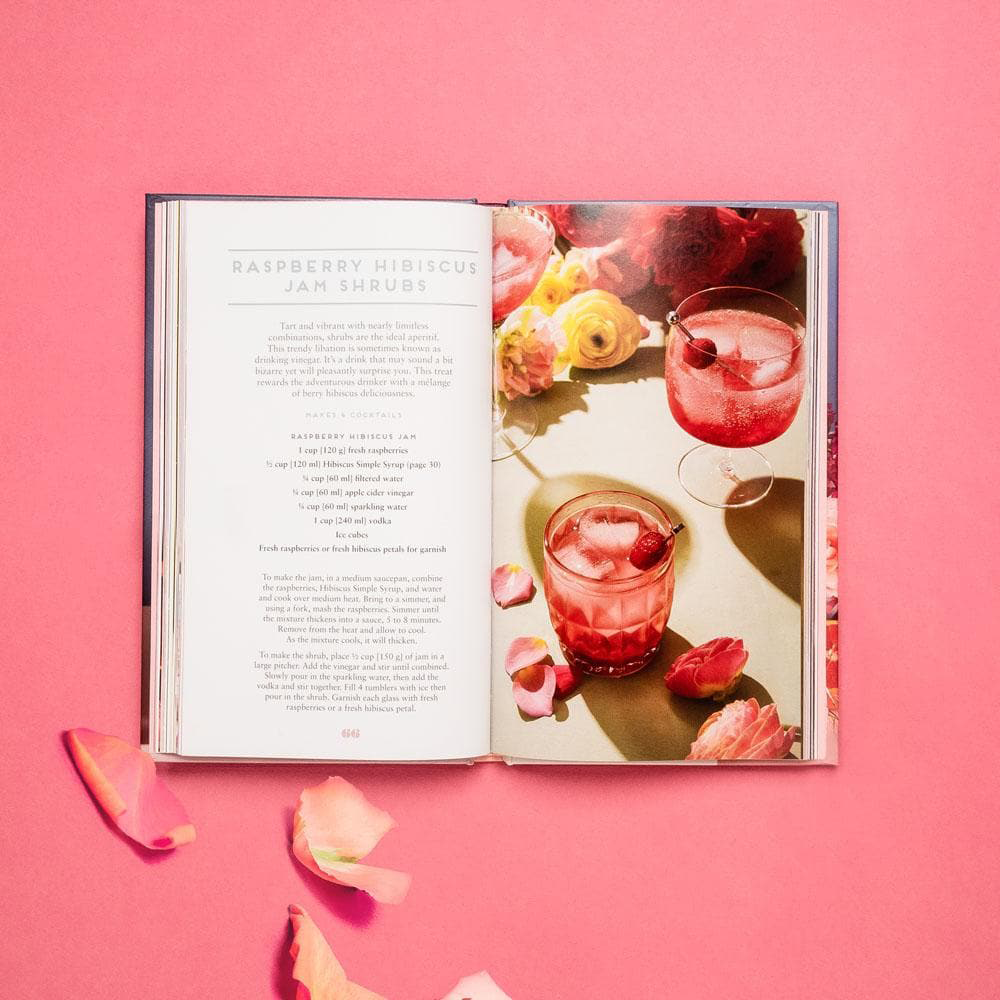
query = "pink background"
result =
(2, 1, 998, 996)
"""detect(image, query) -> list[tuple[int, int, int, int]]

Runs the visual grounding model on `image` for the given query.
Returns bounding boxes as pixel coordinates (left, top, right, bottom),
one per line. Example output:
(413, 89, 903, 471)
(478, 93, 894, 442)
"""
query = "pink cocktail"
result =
(543, 492, 676, 677)
(492, 206, 555, 325)
(490, 206, 556, 460)
(665, 286, 806, 507)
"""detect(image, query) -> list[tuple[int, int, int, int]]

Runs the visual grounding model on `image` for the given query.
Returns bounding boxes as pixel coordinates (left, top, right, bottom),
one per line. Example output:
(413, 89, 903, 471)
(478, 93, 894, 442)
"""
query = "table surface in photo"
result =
(491, 313, 808, 761)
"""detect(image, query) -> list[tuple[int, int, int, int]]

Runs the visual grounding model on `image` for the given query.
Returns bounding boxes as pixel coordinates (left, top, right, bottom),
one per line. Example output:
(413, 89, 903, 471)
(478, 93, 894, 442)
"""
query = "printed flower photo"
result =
(489, 202, 831, 763)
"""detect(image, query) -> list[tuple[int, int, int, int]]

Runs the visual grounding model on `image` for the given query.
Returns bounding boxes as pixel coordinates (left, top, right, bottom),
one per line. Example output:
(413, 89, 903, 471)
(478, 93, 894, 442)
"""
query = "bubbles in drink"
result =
(665, 306, 805, 448)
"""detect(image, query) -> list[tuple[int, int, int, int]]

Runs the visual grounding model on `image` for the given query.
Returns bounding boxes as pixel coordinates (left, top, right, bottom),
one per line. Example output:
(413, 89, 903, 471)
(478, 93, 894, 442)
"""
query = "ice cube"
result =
(578, 510, 641, 557)
(554, 540, 615, 580)
(492, 242, 525, 276)
(746, 357, 792, 389)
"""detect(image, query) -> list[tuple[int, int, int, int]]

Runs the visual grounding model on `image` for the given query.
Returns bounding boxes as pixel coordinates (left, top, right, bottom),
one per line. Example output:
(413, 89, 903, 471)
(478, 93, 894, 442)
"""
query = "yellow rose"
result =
(527, 270, 572, 315)
(558, 247, 599, 295)
(553, 289, 645, 369)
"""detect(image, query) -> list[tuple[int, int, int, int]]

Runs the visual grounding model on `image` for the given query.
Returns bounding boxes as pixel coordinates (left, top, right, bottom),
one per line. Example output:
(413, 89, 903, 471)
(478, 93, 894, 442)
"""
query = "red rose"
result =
(732, 208, 804, 289)
(628, 205, 747, 304)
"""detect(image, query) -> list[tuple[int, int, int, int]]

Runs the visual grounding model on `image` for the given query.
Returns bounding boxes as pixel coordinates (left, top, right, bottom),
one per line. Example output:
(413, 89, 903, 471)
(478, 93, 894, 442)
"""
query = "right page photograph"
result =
(490, 201, 833, 763)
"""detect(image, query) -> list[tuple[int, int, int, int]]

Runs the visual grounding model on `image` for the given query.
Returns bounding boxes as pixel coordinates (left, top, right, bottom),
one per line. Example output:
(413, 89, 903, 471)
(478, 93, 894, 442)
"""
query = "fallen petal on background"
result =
(307, 856, 412, 906)
(292, 777, 411, 904)
(65, 728, 195, 850)
(512, 662, 557, 718)
(491, 563, 535, 608)
(505, 636, 549, 676)
(288, 904, 386, 1000)
(552, 663, 583, 699)
(439, 970, 514, 1000)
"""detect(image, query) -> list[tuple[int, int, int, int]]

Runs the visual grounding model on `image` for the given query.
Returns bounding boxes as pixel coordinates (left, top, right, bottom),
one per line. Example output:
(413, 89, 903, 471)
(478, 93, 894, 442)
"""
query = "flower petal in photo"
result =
(504, 636, 556, 718)
(512, 661, 557, 718)
(504, 636, 549, 676)
(553, 663, 583, 699)
(65, 728, 195, 850)
(288, 904, 385, 1000)
(686, 698, 796, 761)
(491, 563, 534, 608)
(664, 637, 748, 700)
(292, 777, 411, 905)
(440, 971, 514, 1000)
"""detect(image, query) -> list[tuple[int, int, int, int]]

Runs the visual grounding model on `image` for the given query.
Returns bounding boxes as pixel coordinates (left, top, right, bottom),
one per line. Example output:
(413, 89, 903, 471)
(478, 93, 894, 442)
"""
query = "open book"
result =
(143, 197, 838, 764)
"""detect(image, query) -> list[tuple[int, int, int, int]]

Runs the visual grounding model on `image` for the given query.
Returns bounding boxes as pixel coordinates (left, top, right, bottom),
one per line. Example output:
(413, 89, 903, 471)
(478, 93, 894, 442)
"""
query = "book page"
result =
(488, 203, 822, 762)
(176, 199, 492, 759)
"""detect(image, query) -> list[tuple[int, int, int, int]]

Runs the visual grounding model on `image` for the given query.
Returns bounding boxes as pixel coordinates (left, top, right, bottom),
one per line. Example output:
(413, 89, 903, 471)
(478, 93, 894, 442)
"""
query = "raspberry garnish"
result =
(629, 530, 670, 570)
(682, 337, 718, 369)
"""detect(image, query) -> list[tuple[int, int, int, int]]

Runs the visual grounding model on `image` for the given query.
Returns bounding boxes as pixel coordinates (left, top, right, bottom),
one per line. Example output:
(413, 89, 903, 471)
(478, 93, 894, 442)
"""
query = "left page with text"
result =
(158, 198, 493, 760)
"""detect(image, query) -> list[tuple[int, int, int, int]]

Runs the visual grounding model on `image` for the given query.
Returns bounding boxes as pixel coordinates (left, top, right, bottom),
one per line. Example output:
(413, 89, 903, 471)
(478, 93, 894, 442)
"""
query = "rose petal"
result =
(505, 636, 549, 676)
(288, 904, 386, 1000)
(306, 857, 412, 906)
(512, 662, 557, 718)
(553, 663, 583, 699)
(439, 971, 513, 1000)
(491, 563, 535, 608)
(292, 777, 411, 905)
(65, 728, 195, 850)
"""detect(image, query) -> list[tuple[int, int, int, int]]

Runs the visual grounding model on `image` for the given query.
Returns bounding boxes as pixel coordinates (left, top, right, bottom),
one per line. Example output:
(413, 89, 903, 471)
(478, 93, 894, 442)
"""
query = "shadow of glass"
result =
(522, 472, 690, 581)
(567, 344, 665, 387)
(579, 631, 779, 761)
(724, 476, 804, 604)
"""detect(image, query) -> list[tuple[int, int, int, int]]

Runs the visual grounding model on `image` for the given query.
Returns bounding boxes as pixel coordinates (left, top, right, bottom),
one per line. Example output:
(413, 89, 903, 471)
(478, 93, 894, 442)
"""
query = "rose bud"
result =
(664, 637, 748, 700)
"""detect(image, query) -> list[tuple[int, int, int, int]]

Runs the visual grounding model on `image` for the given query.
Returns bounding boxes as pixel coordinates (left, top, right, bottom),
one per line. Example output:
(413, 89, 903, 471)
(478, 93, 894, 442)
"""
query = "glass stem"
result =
(718, 448, 740, 483)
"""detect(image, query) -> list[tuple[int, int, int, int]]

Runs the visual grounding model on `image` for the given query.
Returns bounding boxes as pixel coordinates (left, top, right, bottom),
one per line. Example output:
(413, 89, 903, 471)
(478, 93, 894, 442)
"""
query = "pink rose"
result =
(664, 637, 748, 700)
(494, 305, 566, 401)
(826, 497, 838, 619)
(628, 205, 747, 305)
(686, 698, 796, 761)
(732, 208, 804, 289)
(579, 238, 653, 298)
(540, 203, 644, 247)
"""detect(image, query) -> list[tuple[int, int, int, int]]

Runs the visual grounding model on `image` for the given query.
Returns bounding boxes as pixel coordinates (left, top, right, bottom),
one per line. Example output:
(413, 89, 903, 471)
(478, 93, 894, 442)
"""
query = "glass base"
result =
(492, 396, 538, 461)
(560, 642, 659, 678)
(678, 444, 774, 508)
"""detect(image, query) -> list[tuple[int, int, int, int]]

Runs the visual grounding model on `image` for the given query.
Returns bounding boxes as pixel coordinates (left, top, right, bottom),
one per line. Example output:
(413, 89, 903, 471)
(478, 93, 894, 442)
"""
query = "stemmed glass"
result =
(665, 286, 806, 507)
(491, 206, 555, 460)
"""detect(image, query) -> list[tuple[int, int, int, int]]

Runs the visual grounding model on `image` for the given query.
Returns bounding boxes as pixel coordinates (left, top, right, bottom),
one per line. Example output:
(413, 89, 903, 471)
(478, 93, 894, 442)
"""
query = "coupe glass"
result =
(665, 286, 806, 507)
(491, 206, 555, 460)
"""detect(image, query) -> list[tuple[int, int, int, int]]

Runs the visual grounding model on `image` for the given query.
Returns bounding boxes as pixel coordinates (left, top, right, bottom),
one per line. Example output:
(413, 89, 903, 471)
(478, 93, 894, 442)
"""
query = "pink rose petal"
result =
(505, 636, 549, 676)
(292, 777, 411, 905)
(553, 663, 583, 699)
(65, 728, 195, 850)
(440, 971, 514, 1000)
(512, 662, 557, 718)
(491, 563, 535, 608)
(288, 904, 386, 1000)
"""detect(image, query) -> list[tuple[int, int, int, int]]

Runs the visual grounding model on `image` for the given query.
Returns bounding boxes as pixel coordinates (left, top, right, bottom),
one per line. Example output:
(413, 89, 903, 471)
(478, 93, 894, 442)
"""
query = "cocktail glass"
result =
(491, 205, 555, 460)
(665, 286, 806, 507)
(543, 491, 676, 677)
